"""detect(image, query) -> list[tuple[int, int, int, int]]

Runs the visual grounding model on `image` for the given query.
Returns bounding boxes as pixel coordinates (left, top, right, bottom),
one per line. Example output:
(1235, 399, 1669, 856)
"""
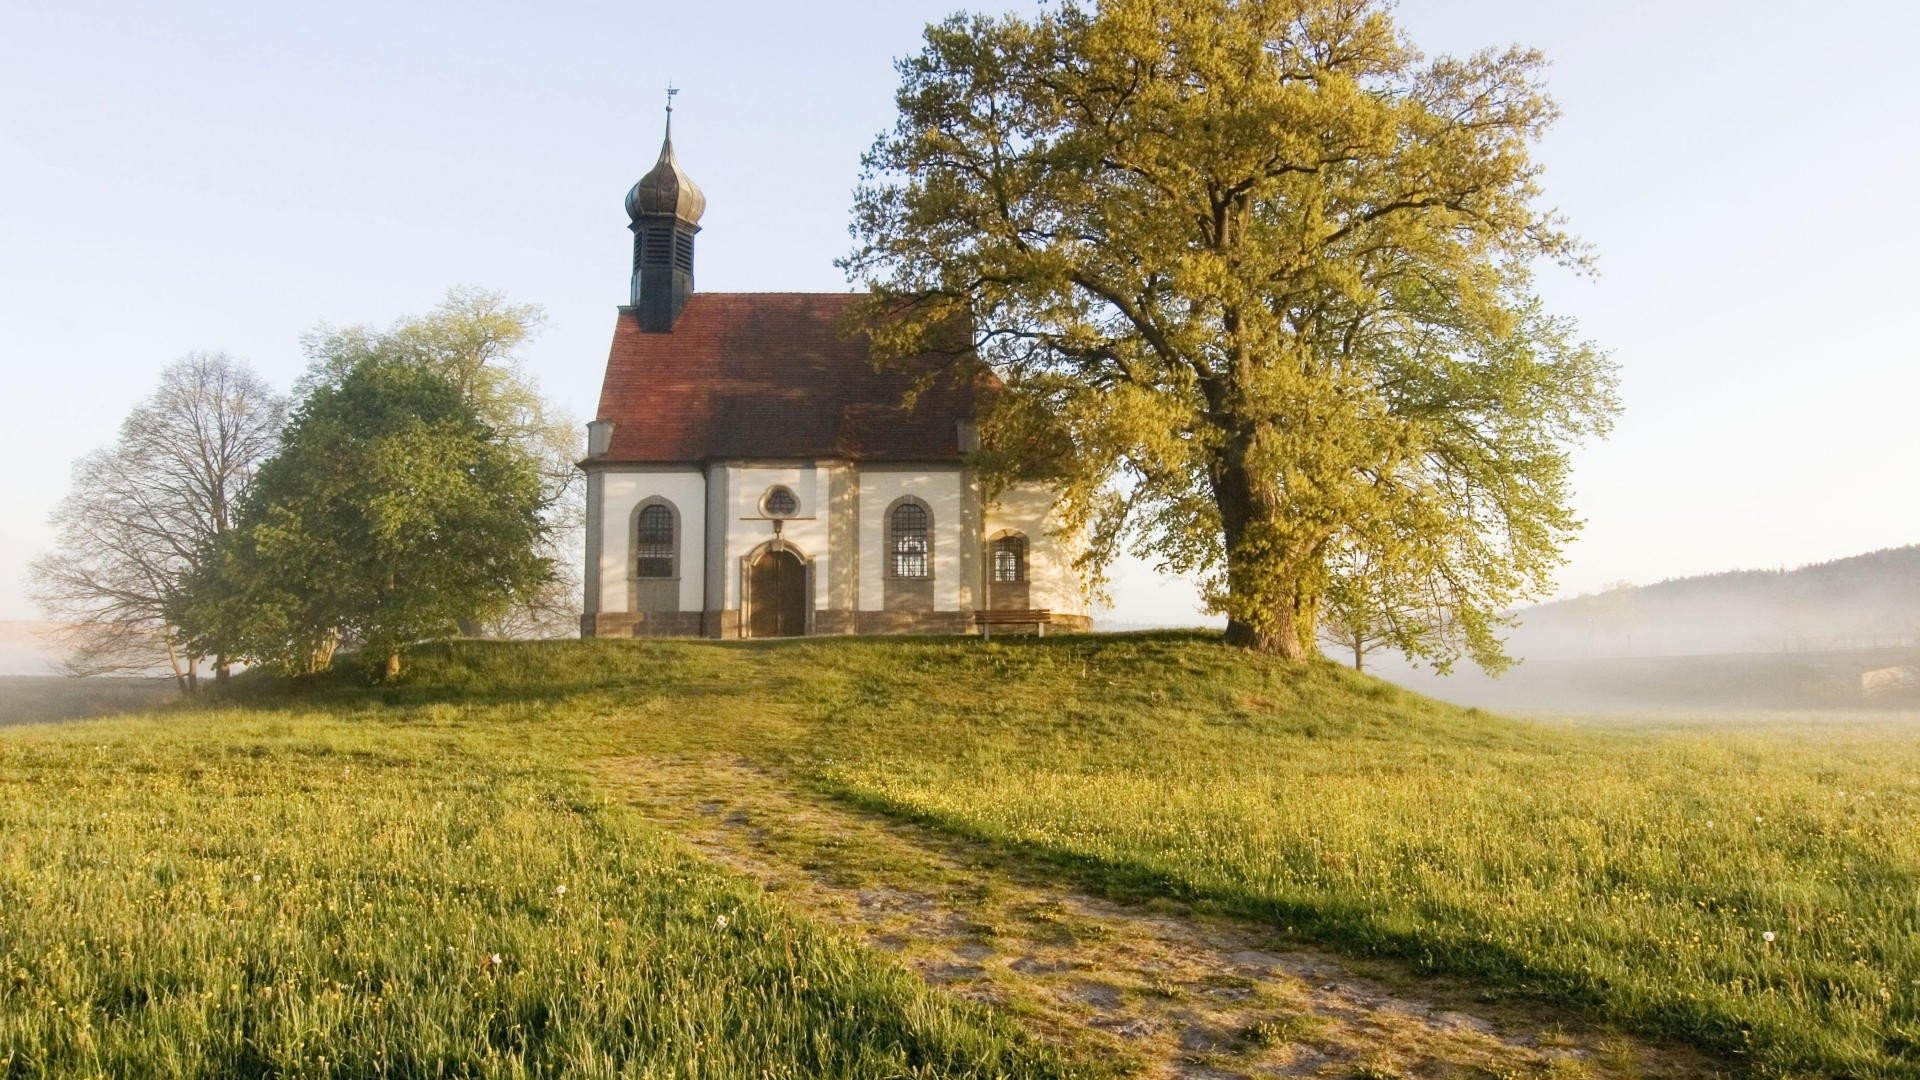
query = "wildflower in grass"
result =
(1763, 931, 1776, 943)
(715, 914, 729, 931)
(554, 884, 567, 897)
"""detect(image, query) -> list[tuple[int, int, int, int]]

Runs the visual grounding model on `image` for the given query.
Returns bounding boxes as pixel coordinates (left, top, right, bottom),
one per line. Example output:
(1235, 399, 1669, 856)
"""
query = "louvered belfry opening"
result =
(631, 220, 696, 332)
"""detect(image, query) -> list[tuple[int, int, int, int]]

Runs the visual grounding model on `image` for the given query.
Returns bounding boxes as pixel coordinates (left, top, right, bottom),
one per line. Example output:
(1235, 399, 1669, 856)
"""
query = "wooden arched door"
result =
(747, 548, 808, 638)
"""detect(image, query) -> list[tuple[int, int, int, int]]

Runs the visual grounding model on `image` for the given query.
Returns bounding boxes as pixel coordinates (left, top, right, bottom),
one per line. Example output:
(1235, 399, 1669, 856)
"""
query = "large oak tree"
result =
(845, 0, 1618, 663)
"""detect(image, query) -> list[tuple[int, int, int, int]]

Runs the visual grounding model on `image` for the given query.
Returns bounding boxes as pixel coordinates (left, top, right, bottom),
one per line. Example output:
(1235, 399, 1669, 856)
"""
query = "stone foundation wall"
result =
(851, 610, 974, 636)
(813, 610, 857, 636)
(580, 611, 707, 639)
(583, 608, 1091, 640)
(580, 613, 635, 638)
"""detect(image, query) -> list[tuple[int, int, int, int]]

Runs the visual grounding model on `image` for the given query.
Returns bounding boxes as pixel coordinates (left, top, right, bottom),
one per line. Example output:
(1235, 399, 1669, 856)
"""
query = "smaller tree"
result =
(1318, 580, 1401, 674)
(180, 359, 550, 678)
(1316, 537, 1507, 675)
(1318, 545, 1418, 673)
(299, 288, 582, 637)
(29, 353, 284, 688)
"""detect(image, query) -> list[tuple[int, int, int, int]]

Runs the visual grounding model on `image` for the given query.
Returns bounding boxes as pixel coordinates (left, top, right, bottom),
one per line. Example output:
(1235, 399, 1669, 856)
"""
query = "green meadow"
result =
(2, 634, 1917, 1077)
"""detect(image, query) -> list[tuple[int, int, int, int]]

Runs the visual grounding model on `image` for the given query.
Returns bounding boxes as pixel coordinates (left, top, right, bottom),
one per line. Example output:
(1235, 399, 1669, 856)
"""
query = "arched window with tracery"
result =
(992, 534, 1027, 583)
(889, 501, 930, 579)
(635, 503, 675, 579)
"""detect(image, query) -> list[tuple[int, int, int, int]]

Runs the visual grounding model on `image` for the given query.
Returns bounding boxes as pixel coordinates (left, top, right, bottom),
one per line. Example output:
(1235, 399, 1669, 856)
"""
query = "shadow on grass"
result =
(804, 775, 1788, 1075)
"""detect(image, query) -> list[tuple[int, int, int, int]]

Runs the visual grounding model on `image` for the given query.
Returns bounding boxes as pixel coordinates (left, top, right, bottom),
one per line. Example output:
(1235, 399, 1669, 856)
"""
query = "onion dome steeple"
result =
(626, 88, 702, 332)
(626, 117, 706, 224)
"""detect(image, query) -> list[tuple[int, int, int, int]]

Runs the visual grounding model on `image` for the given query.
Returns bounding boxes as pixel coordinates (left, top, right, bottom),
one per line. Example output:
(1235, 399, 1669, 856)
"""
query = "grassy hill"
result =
(2, 634, 1917, 1077)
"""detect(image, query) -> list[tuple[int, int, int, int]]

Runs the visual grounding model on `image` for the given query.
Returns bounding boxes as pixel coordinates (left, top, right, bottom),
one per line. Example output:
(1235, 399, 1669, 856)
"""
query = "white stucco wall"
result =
(857, 468, 967, 611)
(598, 470, 707, 614)
(723, 466, 832, 610)
(592, 462, 1081, 623)
(986, 483, 1089, 617)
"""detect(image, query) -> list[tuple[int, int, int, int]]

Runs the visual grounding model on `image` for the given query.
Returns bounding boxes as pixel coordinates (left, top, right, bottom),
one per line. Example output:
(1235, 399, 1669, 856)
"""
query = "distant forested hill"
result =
(1511, 545, 1920, 659)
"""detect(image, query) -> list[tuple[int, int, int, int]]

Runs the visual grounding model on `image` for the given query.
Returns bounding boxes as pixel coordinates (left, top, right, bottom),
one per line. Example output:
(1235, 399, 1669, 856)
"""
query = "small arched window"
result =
(890, 501, 930, 579)
(635, 503, 675, 578)
(992, 535, 1027, 583)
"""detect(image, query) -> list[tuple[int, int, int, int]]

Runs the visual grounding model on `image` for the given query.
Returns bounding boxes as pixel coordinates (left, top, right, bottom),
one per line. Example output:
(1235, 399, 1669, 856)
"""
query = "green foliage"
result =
(1318, 541, 1457, 673)
(844, 0, 1619, 663)
(299, 288, 574, 496)
(178, 359, 550, 676)
(300, 287, 583, 638)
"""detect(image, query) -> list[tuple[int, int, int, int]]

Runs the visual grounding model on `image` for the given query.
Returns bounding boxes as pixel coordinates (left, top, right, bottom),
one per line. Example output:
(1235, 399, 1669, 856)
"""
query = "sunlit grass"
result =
(766, 635, 1920, 1077)
(4, 633, 1917, 1077)
(0, 705, 1065, 1078)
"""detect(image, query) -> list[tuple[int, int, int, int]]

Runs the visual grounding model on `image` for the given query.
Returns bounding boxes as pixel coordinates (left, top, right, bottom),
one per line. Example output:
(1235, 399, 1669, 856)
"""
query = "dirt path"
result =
(600, 755, 1724, 1079)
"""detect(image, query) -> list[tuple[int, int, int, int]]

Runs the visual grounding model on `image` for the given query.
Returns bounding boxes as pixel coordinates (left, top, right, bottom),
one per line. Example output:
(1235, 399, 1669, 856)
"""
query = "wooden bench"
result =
(973, 608, 1053, 640)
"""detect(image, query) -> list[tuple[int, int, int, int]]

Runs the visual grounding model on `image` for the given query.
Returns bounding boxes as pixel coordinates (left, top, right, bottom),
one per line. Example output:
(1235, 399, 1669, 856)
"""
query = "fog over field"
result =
(1382, 546, 1920, 713)
(0, 620, 62, 676)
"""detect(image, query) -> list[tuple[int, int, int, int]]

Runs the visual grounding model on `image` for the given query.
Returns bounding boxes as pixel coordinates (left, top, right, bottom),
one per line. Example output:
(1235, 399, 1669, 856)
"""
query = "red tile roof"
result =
(591, 293, 982, 464)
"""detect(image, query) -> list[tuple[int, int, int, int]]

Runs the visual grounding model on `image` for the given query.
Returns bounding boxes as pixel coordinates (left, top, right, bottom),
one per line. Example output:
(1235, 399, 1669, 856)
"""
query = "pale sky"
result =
(2, 1, 1915, 628)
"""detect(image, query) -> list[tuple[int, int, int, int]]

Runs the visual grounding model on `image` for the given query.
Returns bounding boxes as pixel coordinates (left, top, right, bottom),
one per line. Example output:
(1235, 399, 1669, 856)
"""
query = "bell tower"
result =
(624, 89, 705, 332)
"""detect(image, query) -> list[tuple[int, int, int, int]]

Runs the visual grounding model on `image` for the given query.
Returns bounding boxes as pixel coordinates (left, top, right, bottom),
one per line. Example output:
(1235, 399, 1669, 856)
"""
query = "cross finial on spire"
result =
(665, 82, 679, 139)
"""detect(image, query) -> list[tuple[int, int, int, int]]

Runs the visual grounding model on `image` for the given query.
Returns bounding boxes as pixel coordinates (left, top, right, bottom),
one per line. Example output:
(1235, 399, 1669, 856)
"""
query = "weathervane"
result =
(665, 82, 679, 137)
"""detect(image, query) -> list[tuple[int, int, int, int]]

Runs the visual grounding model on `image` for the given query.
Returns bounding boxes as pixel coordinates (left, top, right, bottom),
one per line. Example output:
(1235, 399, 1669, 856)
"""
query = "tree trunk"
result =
(302, 630, 340, 675)
(215, 658, 231, 685)
(1214, 449, 1318, 659)
(164, 635, 190, 695)
(384, 650, 402, 681)
(1353, 642, 1364, 672)
(186, 656, 199, 694)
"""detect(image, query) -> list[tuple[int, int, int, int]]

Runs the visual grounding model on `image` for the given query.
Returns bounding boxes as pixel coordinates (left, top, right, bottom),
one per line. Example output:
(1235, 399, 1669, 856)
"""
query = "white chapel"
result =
(579, 119, 1089, 639)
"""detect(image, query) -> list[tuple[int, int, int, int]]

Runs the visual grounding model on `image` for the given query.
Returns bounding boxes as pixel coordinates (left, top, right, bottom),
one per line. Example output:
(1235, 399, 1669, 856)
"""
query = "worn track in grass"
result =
(600, 754, 1728, 1080)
